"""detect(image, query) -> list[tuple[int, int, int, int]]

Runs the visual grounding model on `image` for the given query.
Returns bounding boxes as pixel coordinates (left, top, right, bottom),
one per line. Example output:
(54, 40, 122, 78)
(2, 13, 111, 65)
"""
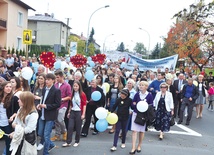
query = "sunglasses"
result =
(161, 86, 167, 88)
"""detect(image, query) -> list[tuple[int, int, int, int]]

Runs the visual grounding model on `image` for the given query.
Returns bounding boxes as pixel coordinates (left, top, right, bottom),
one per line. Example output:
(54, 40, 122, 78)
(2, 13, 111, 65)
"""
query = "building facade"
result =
(0, 0, 34, 51)
(28, 14, 71, 48)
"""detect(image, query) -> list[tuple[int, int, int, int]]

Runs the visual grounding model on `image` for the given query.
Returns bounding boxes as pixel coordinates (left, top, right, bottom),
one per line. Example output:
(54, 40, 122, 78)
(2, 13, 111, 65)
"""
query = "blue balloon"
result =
(87, 57, 92, 61)
(88, 61, 95, 67)
(66, 57, 70, 62)
(54, 61, 61, 69)
(120, 62, 126, 68)
(95, 119, 108, 132)
(85, 70, 94, 82)
(91, 91, 101, 101)
(86, 67, 92, 71)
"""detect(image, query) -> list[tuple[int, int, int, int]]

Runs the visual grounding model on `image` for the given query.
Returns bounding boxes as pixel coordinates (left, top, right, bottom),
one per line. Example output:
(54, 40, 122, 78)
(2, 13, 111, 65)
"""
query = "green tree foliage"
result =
(95, 49, 101, 54)
(88, 28, 95, 44)
(151, 43, 160, 59)
(134, 42, 146, 54)
(117, 42, 125, 52)
(11, 47, 15, 54)
(77, 40, 86, 55)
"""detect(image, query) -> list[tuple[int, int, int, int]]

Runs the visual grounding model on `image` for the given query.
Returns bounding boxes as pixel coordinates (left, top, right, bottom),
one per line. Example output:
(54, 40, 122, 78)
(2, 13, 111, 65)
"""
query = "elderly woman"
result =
(129, 81, 153, 154)
(126, 79, 137, 100)
(195, 74, 207, 118)
(153, 82, 174, 140)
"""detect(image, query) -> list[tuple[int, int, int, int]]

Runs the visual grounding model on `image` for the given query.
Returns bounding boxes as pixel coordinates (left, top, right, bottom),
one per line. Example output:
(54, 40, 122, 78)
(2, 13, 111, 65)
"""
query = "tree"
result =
(117, 42, 125, 52)
(133, 42, 146, 54)
(95, 49, 101, 54)
(167, 0, 214, 71)
(88, 28, 95, 44)
(151, 43, 160, 59)
(77, 40, 86, 55)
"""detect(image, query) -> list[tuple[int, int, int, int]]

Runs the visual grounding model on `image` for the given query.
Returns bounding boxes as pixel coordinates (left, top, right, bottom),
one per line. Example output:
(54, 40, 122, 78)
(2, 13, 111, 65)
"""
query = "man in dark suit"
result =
(81, 79, 105, 137)
(37, 73, 61, 155)
(178, 78, 199, 125)
(173, 73, 188, 118)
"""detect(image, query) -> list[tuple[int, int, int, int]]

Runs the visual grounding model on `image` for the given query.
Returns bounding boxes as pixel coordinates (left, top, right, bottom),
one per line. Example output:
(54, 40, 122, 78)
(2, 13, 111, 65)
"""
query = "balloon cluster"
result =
(91, 54, 106, 64)
(95, 107, 118, 132)
(39, 52, 56, 68)
(70, 54, 87, 68)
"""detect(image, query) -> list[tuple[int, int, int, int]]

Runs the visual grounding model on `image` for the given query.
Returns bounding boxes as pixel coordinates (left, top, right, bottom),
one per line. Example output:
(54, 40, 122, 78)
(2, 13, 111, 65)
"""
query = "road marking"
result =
(148, 122, 202, 137)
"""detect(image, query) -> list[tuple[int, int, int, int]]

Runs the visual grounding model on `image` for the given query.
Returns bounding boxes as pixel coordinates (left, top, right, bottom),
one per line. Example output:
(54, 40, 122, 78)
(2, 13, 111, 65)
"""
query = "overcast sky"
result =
(22, 0, 211, 52)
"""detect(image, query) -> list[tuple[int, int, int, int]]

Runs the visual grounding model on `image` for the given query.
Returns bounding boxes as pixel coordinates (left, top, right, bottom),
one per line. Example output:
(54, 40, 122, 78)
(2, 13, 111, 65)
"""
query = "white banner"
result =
(126, 54, 178, 72)
(70, 42, 77, 57)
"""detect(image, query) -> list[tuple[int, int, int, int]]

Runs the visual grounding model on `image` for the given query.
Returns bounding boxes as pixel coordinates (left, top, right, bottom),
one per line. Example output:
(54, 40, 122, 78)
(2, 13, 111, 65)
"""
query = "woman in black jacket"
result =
(110, 89, 132, 151)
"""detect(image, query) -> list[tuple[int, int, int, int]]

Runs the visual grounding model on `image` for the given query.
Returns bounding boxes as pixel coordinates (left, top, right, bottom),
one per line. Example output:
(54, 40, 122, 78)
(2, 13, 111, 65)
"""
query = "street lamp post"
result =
(85, 5, 110, 54)
(103, 34, 114, 53)
(139, 27, 150, 59)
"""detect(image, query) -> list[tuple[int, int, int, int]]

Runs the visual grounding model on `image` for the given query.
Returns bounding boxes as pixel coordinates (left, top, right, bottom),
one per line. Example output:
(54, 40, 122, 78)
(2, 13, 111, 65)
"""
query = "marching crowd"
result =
(0, 53, 213, 155)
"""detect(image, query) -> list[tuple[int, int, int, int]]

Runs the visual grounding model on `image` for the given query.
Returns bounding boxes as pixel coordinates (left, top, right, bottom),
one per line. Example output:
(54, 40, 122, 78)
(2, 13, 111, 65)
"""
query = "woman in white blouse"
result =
(153, 82, 174, 140)
(11, 91, 38, 155)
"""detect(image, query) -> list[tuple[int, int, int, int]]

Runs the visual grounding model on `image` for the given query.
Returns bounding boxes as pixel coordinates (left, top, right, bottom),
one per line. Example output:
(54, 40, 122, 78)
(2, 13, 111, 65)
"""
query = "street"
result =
(1, 104, 213, 155)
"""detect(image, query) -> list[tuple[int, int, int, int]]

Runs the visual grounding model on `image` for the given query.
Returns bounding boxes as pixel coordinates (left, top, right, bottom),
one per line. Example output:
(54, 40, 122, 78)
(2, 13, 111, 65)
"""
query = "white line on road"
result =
(148, 122, 202, 137)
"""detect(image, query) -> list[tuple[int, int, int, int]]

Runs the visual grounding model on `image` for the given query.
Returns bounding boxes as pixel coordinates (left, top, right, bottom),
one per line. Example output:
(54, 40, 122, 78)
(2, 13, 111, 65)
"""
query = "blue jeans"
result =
(38, 118, 55, 155)
(0, 125, 12, 155)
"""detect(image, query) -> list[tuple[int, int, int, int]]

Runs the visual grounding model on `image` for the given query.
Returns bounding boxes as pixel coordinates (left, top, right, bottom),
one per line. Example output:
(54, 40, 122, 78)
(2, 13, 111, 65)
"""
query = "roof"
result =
(28, 15, 71, 29)
(11, 0, 35, 11)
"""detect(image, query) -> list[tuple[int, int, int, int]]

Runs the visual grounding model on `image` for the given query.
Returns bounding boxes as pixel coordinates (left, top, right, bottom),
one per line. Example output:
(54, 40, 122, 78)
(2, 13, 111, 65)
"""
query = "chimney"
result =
(81, 32, 83, 37)
(44, 13, 50, 17)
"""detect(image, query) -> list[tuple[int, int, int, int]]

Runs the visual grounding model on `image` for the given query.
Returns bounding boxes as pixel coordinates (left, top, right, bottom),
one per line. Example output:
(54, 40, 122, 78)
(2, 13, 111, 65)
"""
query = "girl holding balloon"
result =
(130, 81, 153, 154)
(107, 74, 124, 134)
(62, 81, 87, 147)
(110, 88, 132, 151)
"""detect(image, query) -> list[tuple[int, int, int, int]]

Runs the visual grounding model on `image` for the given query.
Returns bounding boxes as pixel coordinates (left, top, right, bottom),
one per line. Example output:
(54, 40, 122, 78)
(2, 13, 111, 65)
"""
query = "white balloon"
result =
(95, 107, 108, 119)
(21, 67, 33, 80)
(136, 101, 149, 112)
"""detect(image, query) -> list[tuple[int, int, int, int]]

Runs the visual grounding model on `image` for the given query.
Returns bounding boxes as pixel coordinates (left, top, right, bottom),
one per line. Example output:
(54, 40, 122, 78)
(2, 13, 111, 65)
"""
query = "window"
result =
(62, 30, 64, 39)
(33, 30, 37, 40)
(17, 12, 23, 26)
(17, 37, 22, 50)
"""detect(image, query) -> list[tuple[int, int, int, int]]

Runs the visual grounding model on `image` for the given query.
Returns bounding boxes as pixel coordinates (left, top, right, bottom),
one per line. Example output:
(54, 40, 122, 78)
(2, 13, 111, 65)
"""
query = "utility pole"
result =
(65, 18, 71, 55)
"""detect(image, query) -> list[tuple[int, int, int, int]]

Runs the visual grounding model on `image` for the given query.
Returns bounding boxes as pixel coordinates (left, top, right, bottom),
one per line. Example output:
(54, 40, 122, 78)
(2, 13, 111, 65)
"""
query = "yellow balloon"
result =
(106, 113, 118, 125)
(103, 82, 110, 93)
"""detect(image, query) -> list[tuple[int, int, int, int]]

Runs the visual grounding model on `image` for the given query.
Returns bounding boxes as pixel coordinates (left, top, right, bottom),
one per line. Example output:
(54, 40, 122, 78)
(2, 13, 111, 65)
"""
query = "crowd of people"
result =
(0, 53, 213, 155)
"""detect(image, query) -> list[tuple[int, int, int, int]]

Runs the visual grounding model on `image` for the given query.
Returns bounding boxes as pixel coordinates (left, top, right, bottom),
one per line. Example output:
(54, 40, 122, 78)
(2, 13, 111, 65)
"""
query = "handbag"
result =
(134, 111, 146, 126)
(170, 116, 175, 126)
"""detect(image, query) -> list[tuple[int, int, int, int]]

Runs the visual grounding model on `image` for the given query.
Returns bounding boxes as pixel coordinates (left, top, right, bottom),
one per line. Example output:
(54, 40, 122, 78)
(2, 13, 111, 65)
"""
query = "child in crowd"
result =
(110, 89, 132, 151)
(208, 82, 214, 111)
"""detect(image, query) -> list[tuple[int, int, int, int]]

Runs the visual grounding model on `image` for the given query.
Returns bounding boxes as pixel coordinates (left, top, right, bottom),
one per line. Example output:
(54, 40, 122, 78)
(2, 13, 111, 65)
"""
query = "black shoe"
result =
(129, 150, 136, 154)
(136, 149, 141, 153)
(185, 122, 190, 126)
(92, 131, 98, 135)
(81, 133, 87, 137)
(177, 120, 182, 124)
(108, 130, 114, 134)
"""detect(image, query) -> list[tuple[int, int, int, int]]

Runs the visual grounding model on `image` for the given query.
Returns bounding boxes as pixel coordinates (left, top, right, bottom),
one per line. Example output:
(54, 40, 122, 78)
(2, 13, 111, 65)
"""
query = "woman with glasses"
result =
(153, 82, 174, 140)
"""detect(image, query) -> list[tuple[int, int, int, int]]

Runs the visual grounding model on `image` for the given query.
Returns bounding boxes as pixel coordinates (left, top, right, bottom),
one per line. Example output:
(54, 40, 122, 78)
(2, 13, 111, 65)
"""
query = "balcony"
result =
(0, 18, 7, 30)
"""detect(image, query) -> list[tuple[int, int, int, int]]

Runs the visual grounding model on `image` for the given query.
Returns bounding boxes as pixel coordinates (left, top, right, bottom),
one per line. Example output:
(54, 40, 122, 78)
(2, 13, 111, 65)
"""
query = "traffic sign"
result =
(23, 29, 32, 44)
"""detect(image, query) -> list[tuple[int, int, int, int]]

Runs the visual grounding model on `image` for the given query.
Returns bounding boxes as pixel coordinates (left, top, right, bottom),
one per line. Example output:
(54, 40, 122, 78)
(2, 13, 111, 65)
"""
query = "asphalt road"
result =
(1, 104, 213, 155)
